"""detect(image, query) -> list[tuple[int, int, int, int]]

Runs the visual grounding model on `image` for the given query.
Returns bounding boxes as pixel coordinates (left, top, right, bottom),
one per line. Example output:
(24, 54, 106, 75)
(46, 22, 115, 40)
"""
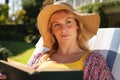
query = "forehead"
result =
(53, 10, 73, 15)
(50, 10, 74, 20)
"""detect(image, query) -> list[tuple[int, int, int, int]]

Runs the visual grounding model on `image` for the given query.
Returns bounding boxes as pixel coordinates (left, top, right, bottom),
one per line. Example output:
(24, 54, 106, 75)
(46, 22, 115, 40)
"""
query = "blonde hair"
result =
(46, 10, 90, 57)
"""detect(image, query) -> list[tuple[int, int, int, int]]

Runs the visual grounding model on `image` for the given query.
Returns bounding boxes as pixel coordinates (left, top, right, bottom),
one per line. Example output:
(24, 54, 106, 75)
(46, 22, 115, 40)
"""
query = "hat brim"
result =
(37, 4, 100, 48)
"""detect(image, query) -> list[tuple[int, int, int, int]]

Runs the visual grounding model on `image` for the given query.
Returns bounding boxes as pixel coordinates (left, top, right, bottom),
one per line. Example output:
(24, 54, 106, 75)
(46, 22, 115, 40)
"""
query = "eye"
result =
(52, 23, 61, 29)
(66, 19, 72, 26)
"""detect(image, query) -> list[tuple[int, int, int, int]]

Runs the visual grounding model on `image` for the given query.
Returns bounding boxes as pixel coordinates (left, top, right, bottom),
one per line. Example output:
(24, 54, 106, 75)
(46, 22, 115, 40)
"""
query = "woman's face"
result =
(50, 10, 78, 44)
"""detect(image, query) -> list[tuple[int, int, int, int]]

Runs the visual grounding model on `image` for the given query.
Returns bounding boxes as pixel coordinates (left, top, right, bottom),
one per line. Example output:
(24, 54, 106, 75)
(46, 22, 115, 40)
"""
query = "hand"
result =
(0, 73, 7, 80)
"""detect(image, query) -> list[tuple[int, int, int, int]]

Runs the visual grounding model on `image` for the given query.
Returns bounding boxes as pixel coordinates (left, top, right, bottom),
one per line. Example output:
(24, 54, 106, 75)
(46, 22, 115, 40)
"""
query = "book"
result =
(0, 59, 83, 80)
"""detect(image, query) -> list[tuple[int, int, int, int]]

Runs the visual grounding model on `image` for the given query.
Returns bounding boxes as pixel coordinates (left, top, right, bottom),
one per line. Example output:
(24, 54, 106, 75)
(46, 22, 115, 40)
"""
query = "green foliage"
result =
(0, 45, 12, 61)
(0, 1, 43, 42)
(22, 0, 44, 18)
(22, 0, 37, 6)
(0, 24, 40, 43)
(78, 1, 120, 13)
(77, 1, 120, 28)
(25, 34, 40, 43)
(21, 0, 44, 33)
(0, 4, 9, 24)
(9, 9, 27, 25)
(0, 4, 9, 16)
(0, 30, 25, 41)
(0, 15, 5, 22)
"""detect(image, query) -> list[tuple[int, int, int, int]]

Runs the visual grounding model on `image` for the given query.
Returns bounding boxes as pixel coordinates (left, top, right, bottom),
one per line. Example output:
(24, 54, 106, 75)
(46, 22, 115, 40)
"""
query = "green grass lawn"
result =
(0, 40, 35, 64)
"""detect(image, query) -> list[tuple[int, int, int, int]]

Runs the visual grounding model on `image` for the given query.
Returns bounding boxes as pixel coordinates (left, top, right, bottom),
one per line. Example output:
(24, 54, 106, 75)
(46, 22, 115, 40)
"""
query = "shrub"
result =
(77, 1, 120, 28)
(0, 45, 12, 61)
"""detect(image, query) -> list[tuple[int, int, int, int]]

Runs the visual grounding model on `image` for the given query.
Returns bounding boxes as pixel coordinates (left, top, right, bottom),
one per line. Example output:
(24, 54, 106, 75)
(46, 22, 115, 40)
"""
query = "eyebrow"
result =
(50, 16, 74, 24)
(66, 17, 74, 20)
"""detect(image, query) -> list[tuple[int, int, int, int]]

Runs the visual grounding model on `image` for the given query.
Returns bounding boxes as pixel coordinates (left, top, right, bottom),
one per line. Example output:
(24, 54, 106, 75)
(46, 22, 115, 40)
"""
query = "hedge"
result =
(77, 1, 120, 28)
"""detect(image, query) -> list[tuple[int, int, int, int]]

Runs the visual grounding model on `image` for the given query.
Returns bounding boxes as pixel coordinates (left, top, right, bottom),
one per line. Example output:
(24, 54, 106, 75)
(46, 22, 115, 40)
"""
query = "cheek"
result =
(51, 28, 59, 36)
(71, 24, 78, 32)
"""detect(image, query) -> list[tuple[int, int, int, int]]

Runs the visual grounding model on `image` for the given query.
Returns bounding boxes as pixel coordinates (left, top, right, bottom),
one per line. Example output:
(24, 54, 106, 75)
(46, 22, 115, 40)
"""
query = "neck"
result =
(57, 41, 83, 55)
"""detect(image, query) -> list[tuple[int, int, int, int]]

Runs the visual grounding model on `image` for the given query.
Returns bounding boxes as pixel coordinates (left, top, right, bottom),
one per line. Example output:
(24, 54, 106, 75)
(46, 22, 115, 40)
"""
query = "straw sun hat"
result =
(37, 4, 100, 48)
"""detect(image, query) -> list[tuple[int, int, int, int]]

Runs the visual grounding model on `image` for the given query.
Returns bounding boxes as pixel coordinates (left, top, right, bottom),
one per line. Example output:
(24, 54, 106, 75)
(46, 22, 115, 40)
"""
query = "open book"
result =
(0, 59, 83, 80)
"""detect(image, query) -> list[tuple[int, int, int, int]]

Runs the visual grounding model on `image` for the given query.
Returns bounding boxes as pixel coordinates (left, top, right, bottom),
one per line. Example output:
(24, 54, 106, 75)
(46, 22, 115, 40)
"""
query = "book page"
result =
(0, 60, 35, 74)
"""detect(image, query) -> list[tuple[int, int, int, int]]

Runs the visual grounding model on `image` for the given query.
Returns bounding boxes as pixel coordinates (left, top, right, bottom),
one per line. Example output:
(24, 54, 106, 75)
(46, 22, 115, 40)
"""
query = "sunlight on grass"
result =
(10, 48, 35, 64)
(0, 40, 36, 64)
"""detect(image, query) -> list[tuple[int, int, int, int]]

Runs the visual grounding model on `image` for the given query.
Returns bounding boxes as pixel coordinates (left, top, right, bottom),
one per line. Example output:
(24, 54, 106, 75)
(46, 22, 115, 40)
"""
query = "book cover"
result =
(0, 60, 83, 80)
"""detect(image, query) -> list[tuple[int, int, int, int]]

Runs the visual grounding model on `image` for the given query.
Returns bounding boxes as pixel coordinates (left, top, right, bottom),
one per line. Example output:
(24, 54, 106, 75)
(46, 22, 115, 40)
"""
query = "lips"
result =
(61, 34, 69, 38)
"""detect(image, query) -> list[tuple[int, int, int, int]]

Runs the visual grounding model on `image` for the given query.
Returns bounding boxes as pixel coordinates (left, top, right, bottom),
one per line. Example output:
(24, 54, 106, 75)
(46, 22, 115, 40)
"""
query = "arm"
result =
(27, 37, 49, 69)
(84, 50, 114, 80)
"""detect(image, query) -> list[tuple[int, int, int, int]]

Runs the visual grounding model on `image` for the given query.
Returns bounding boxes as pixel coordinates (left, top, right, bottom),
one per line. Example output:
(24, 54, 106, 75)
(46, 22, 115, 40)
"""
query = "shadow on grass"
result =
(0, 40, 35, 56)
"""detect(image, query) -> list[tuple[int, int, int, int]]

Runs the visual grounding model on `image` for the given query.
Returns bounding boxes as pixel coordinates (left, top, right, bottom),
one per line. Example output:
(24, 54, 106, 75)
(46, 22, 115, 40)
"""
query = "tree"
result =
(5, 0, 9, 4)
(0, 4, 9, 24)
(21, 0, 54, 25)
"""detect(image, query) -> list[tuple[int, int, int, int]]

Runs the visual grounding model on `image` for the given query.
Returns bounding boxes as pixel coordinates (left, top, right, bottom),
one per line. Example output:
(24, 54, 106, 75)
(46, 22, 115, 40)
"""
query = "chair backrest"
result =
(28, 28, 120, 80)
(88, 28, 120, 80)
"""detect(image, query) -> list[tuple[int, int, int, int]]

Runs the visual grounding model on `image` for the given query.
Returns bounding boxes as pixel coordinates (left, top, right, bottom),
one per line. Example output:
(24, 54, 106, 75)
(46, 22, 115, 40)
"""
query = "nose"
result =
(61, 24, 67, 33)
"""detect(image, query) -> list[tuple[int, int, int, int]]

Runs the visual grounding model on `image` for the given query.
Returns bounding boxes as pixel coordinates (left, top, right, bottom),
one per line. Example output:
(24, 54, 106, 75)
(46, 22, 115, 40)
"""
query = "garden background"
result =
(0, 0, 120, 64)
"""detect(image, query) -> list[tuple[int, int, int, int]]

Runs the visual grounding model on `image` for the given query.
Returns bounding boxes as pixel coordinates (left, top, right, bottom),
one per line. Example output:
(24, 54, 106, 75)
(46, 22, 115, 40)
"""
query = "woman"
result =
(0, 2, 114, 80)
(35, 3, 114, 80)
